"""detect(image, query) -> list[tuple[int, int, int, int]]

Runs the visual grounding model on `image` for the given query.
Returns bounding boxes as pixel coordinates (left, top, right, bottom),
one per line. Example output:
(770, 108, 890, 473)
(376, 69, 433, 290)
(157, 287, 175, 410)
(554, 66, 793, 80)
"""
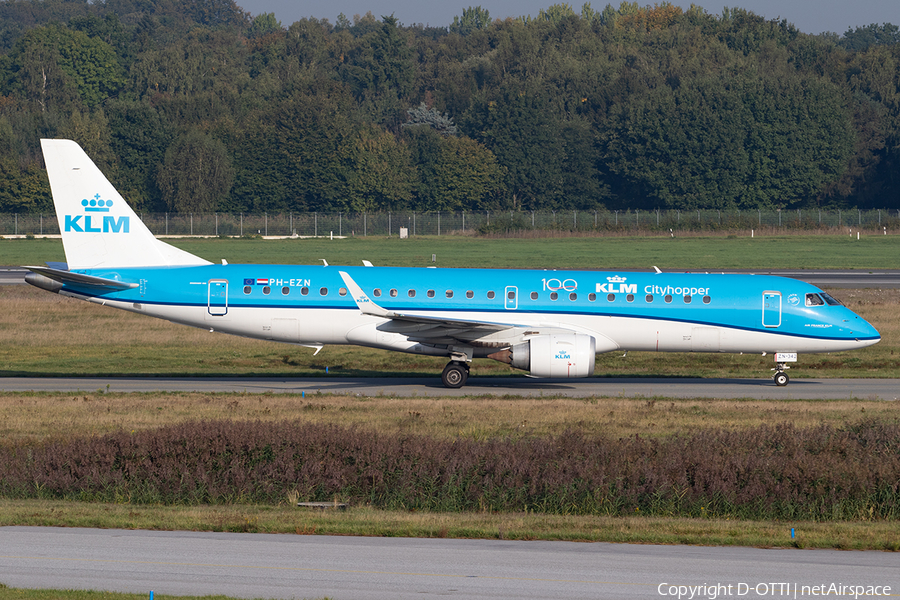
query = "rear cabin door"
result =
(762, 291, 781, 328)
(208, 280, 228, 316)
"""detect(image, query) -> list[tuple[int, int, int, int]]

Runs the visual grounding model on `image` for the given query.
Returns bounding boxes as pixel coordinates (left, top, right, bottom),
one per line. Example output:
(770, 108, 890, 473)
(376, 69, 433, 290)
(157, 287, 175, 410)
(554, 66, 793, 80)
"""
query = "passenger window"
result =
(243, 286, 251, 294)
(646, 294, 654, 303)
(806, 293, 825, 306)
(626, 294, 634, 302)
(487, 291, 495, 299)
(446, 290, 454, 298)
(319, 287, 328, 296)
(390, 289, 398, 298)
(702, 295, 711, 304)
(466, 290, 474, 299)
(427, 290, 435, 298)
(262, 286, 271, 295)
(588, 293, 596, 301)
(684, 295, 692, 304)
(550, 292, 558, 300)
(282, 287, 290, 295)
(664, 295, 672, 303)
(373, 289, 381, 297)
(607, 293, 615, 302)
(530, 291, 538, 300)
(339, 287, 347, 296)
(569, 292, 577, 301)
(408, 289, 416, 298)
(300, 287, 309, 296)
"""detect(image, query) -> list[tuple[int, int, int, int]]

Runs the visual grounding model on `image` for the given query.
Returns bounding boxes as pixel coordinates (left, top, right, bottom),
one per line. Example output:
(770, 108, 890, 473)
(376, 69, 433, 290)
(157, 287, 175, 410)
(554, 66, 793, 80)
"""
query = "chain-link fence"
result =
(3, 209, 899, 236)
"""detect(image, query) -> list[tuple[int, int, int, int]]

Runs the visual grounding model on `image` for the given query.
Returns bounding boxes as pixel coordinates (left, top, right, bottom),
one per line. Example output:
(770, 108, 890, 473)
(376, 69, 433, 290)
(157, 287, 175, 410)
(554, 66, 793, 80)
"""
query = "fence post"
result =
(339, 212, 342, 237)
(215, 212, 218, 236)
(190, 213, 193, 235)
(315, 212, 318, 237)
(438, 211, 441, 236)
(240, 213, 243, 236)
(364, 212, 367, 237)
(265, 212, 268, 236)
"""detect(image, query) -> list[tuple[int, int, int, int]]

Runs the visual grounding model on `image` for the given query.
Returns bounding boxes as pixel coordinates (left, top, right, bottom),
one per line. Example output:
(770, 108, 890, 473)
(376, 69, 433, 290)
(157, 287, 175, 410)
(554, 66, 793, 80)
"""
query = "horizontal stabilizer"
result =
(24, 266, 138, 290)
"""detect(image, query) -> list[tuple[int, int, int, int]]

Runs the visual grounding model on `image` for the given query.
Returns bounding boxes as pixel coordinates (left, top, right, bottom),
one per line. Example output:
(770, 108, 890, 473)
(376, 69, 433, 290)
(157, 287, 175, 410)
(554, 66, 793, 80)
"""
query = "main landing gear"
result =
(441, 361, 469, 388)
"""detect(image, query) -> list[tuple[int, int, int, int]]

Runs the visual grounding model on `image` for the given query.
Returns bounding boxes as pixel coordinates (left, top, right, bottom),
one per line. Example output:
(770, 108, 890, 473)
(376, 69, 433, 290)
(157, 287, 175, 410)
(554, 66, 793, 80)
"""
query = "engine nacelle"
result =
(503, 334, 596, 378)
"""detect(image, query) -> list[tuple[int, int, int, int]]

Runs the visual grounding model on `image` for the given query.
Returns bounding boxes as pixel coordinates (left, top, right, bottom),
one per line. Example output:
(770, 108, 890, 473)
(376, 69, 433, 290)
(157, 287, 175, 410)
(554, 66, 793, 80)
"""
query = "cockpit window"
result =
(805, 293, 824, 307)
(820, 292, 842, 306)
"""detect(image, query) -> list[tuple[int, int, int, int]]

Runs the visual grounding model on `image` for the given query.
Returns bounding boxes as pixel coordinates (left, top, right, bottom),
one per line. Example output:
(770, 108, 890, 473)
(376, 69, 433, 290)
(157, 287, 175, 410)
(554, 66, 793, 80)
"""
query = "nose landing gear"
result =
(771, 352, 796, 386)
(773, 367, 790, 387)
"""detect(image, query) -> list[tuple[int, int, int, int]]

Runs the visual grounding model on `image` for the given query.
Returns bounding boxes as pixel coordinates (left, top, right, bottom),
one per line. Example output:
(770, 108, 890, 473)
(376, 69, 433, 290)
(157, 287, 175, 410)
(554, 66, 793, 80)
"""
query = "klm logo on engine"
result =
(596, 276, 637, 294)
(64, 195, 130, 233)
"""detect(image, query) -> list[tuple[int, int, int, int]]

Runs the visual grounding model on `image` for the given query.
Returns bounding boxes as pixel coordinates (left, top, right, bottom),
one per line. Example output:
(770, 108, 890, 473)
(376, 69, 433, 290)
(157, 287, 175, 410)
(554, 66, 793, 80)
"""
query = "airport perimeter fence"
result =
(2, 209, 900, 237)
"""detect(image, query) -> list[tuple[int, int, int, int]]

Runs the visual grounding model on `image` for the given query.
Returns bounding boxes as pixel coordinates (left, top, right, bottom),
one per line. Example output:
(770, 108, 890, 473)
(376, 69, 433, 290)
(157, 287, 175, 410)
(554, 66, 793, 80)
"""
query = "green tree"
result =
(248, 12, 282, 38)
(344, 126, 416, 212)
(840, 23, 900, 51)
(601, 72, 854, 209)
(106, 99, 170, 210)
(402, 102, 458, 136)
(157, 130, 234, 212)
(4, 24, 125, 111)
(450, 6, 491, 36)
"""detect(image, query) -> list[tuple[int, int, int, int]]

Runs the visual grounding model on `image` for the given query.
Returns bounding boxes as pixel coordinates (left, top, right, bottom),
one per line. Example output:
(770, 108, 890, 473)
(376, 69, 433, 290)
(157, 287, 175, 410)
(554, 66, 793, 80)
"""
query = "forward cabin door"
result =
(505, 286, 518, 310)
(762, 291, 781, 328)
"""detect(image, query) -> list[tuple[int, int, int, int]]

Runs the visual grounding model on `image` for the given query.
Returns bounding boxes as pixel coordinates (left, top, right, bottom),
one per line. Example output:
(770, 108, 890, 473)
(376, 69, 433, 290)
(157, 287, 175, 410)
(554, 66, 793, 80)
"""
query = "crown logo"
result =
(82, 194, 113, 213)
(607, 276, 627, 283)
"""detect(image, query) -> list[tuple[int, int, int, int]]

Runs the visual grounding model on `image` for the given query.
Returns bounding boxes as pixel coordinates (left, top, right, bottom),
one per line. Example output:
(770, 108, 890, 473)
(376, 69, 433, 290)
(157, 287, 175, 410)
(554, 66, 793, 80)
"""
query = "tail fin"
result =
(41, 139, 210, 269)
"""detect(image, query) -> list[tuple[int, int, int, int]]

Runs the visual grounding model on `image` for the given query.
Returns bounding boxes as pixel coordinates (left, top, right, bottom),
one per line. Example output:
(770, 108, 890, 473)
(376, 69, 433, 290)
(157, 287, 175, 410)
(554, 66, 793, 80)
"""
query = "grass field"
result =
(2, 392, 899, 549)
(3, 232, 900, 270)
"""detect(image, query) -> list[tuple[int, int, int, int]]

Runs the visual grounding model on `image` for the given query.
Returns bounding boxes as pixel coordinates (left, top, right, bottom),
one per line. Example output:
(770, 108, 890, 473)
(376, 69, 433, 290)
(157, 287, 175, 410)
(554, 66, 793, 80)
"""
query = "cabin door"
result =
(762, 291, 781, 328)
(505, 286, 518, 310)
(208, 280, 228, 316)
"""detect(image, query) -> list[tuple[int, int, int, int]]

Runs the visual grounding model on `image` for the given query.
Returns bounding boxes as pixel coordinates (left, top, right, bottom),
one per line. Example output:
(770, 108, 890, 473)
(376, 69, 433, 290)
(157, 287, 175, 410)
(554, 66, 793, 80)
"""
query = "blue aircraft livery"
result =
(25, 139, 880, 388)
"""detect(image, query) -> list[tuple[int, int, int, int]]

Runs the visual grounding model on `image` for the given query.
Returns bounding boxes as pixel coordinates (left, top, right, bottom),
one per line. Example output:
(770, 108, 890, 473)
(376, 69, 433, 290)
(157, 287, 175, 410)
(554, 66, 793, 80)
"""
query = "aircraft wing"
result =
(339, 271, 519, 339)
(24, 266, 138, 290)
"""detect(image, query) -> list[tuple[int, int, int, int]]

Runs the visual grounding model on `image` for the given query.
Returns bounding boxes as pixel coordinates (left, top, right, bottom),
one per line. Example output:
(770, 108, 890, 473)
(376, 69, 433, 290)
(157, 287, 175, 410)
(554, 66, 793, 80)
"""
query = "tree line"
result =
(0, 0, 898, 214)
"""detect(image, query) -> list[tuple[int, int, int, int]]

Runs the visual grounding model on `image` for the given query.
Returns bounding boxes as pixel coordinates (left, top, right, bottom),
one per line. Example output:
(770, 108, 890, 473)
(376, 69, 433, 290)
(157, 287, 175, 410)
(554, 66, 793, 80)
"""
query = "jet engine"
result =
(488, 333, 596, 378)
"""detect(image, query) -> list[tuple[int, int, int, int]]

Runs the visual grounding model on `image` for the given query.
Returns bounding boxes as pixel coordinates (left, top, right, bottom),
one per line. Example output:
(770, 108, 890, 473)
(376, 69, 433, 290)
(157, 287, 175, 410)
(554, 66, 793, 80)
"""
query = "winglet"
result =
(339, 271, 391, 317)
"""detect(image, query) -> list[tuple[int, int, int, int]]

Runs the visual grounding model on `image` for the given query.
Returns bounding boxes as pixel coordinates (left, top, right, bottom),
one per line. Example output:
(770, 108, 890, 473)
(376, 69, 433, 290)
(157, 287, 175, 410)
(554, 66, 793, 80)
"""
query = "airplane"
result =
(25, 139, 881, 388)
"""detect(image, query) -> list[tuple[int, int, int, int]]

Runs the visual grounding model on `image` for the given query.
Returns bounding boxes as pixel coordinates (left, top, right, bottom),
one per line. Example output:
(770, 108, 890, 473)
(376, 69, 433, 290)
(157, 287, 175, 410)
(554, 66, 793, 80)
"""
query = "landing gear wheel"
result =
(774, 371, 789, 387)
(441, 361, 468, 389)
